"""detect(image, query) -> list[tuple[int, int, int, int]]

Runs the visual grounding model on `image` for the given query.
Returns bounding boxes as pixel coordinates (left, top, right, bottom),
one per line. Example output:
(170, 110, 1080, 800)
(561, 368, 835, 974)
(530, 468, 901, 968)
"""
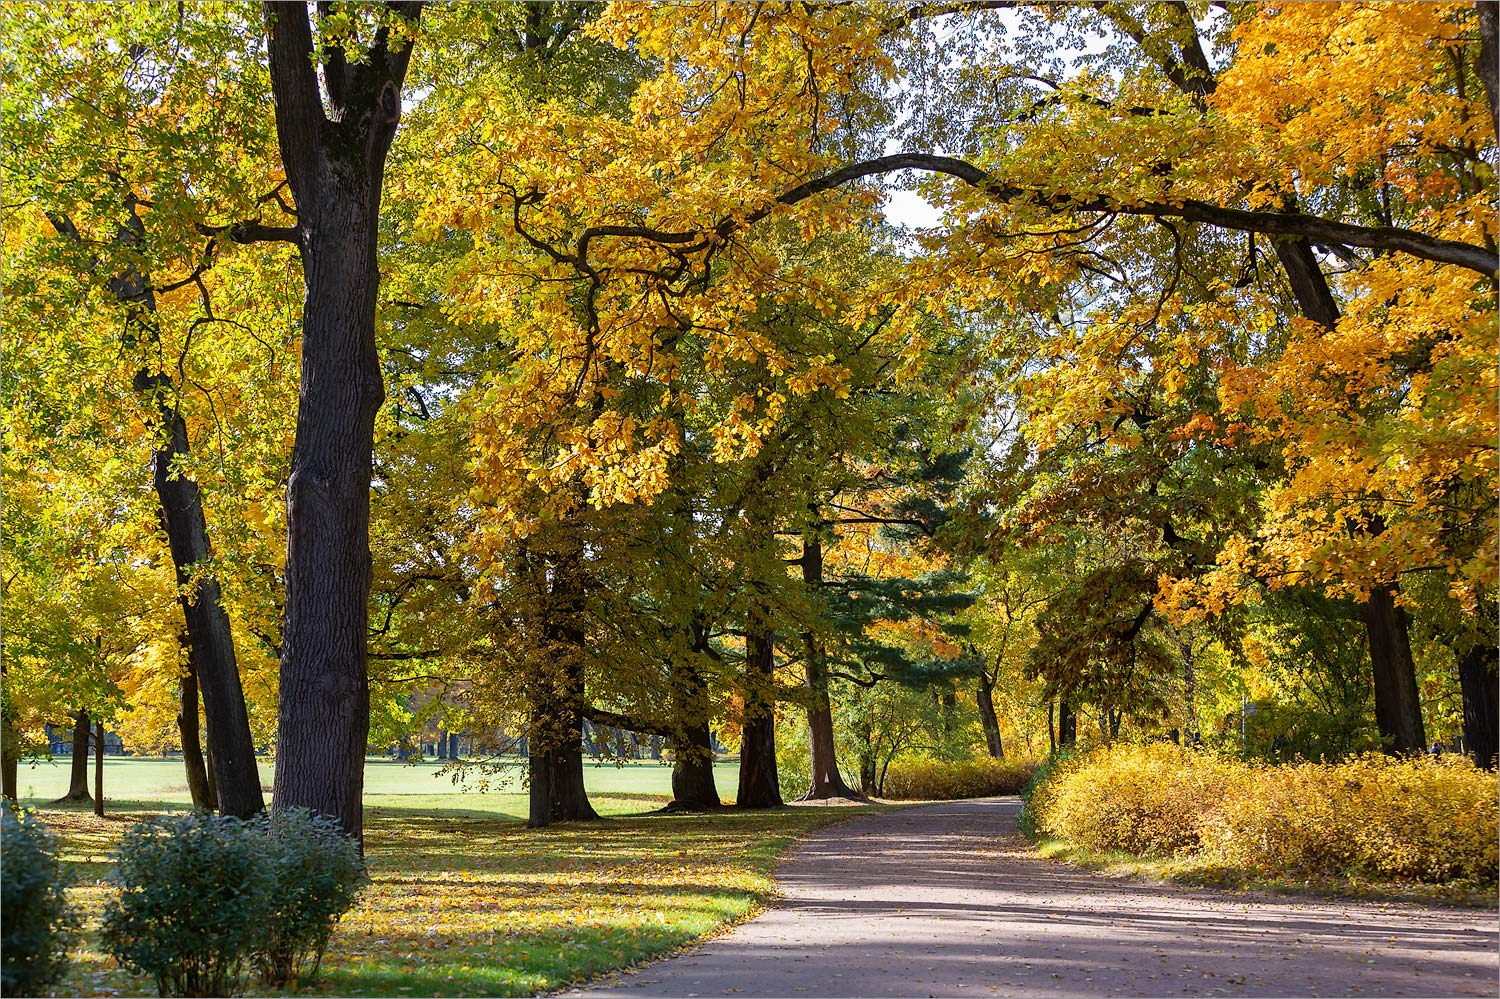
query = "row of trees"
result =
(4, 2, 1495, 841)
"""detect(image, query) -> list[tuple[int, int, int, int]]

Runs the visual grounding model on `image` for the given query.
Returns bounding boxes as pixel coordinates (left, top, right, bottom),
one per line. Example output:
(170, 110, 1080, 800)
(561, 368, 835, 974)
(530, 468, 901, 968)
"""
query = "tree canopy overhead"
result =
(3, 1, 1494, 826)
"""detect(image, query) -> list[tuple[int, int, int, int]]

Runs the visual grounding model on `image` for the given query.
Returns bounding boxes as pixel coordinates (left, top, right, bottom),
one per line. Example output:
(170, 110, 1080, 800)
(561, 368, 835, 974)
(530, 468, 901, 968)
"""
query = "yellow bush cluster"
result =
(882, 756, 1039, 800)
(1031, 745, 1498, 885)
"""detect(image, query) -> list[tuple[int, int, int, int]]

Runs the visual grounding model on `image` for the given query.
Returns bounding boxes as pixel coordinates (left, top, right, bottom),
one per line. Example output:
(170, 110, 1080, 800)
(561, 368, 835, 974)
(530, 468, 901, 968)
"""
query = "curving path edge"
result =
(569, 798, 1498, 998)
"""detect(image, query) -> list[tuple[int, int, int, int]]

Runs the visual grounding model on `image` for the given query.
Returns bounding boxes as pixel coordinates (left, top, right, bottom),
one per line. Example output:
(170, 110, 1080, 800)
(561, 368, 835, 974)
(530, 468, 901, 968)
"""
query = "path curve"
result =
(570, 798, 1497, 998)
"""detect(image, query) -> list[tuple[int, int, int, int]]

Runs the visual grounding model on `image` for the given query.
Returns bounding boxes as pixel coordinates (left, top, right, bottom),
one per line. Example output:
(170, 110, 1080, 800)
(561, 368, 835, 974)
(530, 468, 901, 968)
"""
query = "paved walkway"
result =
(570, 798, 1498, 998)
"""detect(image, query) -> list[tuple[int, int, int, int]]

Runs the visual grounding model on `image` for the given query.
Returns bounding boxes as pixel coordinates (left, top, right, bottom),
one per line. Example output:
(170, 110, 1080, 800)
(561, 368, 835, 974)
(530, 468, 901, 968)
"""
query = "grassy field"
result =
(17, 755, 744, 819)
(23, 758, 878, 997)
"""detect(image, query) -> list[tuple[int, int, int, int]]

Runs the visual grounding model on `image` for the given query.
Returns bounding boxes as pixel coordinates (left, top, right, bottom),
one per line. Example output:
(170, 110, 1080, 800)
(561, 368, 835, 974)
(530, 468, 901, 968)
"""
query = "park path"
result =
(568, 798, 1498, 999)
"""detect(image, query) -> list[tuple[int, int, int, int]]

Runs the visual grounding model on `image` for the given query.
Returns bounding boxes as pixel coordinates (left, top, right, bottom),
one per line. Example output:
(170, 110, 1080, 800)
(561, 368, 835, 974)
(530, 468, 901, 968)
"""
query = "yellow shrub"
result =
(1030, 746, 1499, 886)
(1035, 744, 1238, 856)
(882, 756, 1040, 800)
(1202, 755, 1499, 883)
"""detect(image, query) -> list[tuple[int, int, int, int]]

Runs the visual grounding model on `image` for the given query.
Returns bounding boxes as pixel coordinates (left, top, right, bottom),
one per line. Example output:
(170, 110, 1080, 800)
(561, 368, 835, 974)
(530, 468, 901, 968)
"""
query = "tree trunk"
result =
(527, 552, 597, 827)
(1361, 585, 1427, 753)
(1271, 238, 1428, 755)
(799, 536, 859, 800)
(1056, 698, 1077, 748)
(977, 671, 1004, 759)
(177, 667, 214, 811)
(665, 641, 720, 810)
(436, 729, 448, 760)
(1477, 0, 1499, 142)
(1458, 643, 1498, 769)
(93, 721, 105, 817)
(143, 389, 265, 819)
(1, 733, 15, 802)
(59, 711, 92, 802)
(263, 1, 420, 845)
(449, 732, 461, 760)
(527, 707, 553, 829)
(737, 624, 782, 808)
(1, 684, 16, 802)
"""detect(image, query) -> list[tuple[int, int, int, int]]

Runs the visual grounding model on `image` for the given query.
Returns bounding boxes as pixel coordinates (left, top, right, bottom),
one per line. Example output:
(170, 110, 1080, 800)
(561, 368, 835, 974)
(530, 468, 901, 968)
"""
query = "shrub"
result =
(256, 808, 366, 987)
(1026, 745, 1499, 886)
(1037, 744, 1239, 855)
(101, 812, 269, 997)
(881, 756, 1040, 801)
(1201, 754, 1499, 883)
(1, 801, 77, 996)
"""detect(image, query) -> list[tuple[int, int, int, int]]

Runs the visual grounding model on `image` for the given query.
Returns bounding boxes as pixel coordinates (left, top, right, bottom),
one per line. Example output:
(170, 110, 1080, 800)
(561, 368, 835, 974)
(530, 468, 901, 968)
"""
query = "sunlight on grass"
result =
(34, 790, 874, 997)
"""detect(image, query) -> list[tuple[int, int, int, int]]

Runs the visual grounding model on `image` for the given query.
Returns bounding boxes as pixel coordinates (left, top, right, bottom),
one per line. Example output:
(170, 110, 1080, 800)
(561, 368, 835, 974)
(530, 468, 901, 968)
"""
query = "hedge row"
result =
(881, 756, 1041, 800)
(1025, 744, 1498, 885)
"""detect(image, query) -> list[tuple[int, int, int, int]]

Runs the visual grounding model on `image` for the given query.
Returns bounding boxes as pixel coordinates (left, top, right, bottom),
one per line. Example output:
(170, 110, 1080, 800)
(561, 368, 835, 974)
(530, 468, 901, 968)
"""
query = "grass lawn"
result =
(24, 758, 879, 997)
(17, 755, 744, 819)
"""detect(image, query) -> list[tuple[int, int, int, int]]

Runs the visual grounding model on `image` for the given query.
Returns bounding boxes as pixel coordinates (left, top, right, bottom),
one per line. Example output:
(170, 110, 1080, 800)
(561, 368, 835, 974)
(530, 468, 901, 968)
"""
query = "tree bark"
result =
(1, 659, 17, 800)
(665, 633, 721, 811)
(799, 536, 860, 800)
(93, 721, 105, 817)
(1458, 643, 1498, 769)
(449, 732, 461, 760)
(1478, 1, 1499, 142)
(59, 711, 92, 802)
(139, 384, 266, 819)
(177, 666, 214, 811)
(1359, 585, 1427, 753)
(527, 550, 597, 827)
(1056, 698, 1077, 749)
(263, 1, 421, 844)
(976, 670, 1004, 759)
(737, 623, 782, 808)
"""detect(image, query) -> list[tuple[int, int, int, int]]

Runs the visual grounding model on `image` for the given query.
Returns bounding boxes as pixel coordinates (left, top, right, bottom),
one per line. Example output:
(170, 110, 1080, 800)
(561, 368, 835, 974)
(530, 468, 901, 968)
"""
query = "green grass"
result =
(18, 755, 744, 820)
(25, 759, 883, 997)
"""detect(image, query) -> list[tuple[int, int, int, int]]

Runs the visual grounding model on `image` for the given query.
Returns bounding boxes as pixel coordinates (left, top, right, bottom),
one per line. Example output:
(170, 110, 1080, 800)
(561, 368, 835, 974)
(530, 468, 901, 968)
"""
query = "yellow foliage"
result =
(1033, 745, 1498, 885)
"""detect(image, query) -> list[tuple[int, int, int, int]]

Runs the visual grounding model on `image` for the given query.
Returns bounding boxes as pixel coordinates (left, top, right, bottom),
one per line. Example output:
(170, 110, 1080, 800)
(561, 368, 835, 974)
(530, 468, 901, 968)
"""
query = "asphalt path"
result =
(569, 797, 1499, 999)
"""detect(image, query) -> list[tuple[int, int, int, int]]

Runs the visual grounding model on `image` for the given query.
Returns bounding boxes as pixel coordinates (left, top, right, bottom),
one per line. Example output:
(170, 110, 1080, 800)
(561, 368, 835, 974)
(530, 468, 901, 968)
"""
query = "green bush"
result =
(1, 801, 77, 996)
(101, 812, 269, 997)
(881, 756, 1040, 801)
(257, 808, 366, 987)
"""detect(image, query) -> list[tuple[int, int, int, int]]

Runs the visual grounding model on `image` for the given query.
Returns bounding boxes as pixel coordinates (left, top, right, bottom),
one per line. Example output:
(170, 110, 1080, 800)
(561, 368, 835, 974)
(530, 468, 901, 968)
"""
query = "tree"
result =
(258, 1, 422, 841)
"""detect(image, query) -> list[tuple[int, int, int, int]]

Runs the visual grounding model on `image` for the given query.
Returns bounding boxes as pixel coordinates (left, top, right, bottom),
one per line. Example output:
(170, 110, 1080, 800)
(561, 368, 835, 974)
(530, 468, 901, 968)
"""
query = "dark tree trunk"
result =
(263, 1, 421, 845)
(527, 553, 597, 827)
(1271, 237, 1427, 755)
(1047, 700, 1056, 754)
(1458, 644, 1498, 769)
(737, 624, 782, 809)
(977, 671, 1004, 759)
(144, 392, 265, 819)
(449, 732, 461, 760)
(1478, 1, 1499, 142)
(1056, 698, 1077, 748)
(93, 721, 105, 817)
(665, 637, 720, 810)
(204, 718, 219, 808)
(1, 664, 17, 800)
(436, 730, 448, 760)
(799, 536, 859, 800)
(177, 667, 214, 811)
(1361, 585, 1427, 753)
(59, 711, 92, 802)
(527, 708, 553, 829)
